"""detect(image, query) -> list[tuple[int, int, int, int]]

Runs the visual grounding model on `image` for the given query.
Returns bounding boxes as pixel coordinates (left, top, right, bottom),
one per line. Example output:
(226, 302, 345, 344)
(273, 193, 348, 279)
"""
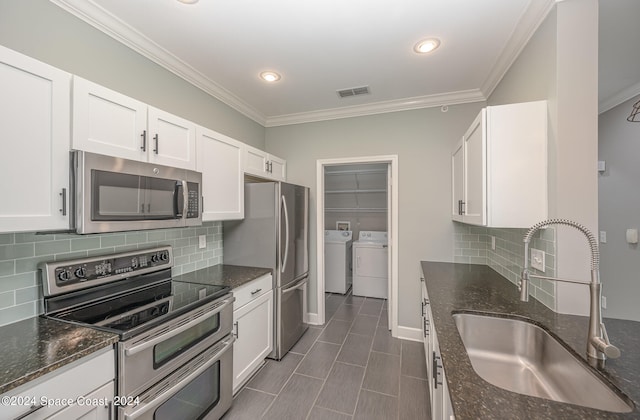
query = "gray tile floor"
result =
(223, 292, 431, 420)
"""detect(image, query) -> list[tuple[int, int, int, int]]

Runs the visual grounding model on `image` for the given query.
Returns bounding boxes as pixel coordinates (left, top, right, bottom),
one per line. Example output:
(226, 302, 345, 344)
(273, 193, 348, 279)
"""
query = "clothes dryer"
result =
(352, 231, 388, 299)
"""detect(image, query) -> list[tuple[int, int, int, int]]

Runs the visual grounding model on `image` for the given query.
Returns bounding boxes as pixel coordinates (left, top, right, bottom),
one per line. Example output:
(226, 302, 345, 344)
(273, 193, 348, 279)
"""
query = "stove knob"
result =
(75, 267, 87, 279)
(57, 270, 71, 282)
(159, 252, 169, 262)
(150, 254, 159, 263)
(160, 305, 169, 314)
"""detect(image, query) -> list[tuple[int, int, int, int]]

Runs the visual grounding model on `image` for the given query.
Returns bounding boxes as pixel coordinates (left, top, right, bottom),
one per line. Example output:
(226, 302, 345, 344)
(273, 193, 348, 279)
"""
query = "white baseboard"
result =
(396, 325, 422, 342)
(305, 312, 322, 325)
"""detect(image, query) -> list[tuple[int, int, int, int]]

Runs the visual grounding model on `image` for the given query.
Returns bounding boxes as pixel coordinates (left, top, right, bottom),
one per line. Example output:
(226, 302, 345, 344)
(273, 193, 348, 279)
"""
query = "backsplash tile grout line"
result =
(0, 222, 223, 327)
(453, 222, 557, 310)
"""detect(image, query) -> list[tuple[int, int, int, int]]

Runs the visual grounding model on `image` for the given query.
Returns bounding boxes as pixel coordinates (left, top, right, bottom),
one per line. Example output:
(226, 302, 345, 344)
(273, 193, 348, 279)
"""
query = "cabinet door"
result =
(0, 46, 71, 232)
(268, 154, 287, 181)
(147, 107, 196, 170)
(232, 290, 274, 393)
(244, 145, 269, 177)
(72, 76, 147, 161)
(47, 381, 114, 420)
(197, 126, 244, 220)
(451, 138, 464, 222)
(462, 110, 486, 225)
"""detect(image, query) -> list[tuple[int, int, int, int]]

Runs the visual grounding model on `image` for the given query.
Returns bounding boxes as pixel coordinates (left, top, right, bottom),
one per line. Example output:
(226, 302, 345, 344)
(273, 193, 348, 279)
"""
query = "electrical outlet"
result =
(530, 248, 545, 272)
(602, 296, 607, 309)
(198, 235, 206, 249)
(600, 231, 607, 244)
(491, 235, 496, 250)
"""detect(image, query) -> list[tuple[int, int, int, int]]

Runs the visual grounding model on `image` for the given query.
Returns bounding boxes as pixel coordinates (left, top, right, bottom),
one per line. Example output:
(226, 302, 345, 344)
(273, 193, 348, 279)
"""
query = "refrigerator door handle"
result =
(281, 194, 290, 273)
(282, 277, 308, 294)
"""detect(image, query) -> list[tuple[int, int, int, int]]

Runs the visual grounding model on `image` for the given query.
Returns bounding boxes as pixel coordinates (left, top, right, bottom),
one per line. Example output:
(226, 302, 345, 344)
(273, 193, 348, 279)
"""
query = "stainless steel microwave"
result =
(72, 151, 202, 234)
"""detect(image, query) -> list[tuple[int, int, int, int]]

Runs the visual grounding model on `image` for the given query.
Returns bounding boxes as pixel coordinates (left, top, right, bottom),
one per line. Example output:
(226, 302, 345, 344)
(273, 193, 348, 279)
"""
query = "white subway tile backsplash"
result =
(453, 222, 556, 310)
(0, 221, 223, 327)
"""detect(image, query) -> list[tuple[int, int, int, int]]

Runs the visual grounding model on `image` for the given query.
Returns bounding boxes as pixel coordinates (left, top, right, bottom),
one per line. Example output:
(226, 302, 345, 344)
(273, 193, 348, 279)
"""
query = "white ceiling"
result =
(58, 0, 640, 127)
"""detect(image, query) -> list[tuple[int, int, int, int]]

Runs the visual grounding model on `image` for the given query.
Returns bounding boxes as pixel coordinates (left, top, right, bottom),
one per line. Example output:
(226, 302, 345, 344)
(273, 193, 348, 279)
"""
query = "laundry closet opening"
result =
(316, 156, 398, 336)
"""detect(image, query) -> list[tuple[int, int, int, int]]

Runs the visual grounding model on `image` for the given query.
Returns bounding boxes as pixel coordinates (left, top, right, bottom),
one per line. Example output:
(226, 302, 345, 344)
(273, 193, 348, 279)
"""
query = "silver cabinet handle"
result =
(153, 134, 159, 154)
(59, 188, 67, 216)
(141, 130, 147, 151)
(265, 161, 270, 172)
(251, 288, 262, 296)
(233, 321, 239, 339)
(14, 404, 45, 420)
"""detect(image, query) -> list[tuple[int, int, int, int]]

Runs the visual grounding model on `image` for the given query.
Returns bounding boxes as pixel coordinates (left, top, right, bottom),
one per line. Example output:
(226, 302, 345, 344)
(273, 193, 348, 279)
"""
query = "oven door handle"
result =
(124, 297, 234, 357)
(123, 336, 234, 420)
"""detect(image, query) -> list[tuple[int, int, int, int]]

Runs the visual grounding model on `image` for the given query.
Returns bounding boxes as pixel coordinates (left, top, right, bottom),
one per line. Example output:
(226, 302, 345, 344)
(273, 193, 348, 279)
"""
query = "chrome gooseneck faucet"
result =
(518, 219, 620, 366)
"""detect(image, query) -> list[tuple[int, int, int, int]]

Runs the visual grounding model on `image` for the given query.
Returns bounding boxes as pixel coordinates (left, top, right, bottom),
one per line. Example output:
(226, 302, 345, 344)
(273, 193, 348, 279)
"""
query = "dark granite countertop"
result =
(0, 317, 118, 395)
(173, 264, 272, 289)
(421, 261, 640, 420)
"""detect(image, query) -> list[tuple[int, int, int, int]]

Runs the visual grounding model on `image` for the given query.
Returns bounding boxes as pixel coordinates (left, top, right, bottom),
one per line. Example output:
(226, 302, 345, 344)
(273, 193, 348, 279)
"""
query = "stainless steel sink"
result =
(453, 313, 633, 413)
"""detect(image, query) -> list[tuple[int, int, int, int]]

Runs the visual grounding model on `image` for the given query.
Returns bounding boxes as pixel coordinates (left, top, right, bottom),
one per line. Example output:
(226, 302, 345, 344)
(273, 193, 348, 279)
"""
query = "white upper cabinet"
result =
(197, 126, 244, 220)
(0, 46, 71, 233)
(244, 145, 286, 181)
(452, 100, 547, 228)
(72, 76, 196, 170)
(148, 106, 196, 169)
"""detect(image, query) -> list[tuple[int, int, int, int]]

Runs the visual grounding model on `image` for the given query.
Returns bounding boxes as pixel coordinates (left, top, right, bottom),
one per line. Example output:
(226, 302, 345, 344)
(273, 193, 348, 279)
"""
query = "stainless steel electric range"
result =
(40, 246, 235, 420)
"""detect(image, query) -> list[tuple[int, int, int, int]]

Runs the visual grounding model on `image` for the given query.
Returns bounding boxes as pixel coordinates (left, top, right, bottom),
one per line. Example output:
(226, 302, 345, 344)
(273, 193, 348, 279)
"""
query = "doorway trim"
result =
(316, 155, 399, 338)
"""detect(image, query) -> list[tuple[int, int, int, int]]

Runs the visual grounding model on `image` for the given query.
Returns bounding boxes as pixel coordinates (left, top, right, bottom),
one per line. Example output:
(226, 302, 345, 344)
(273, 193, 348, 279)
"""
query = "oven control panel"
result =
(40, 247, 173, 296)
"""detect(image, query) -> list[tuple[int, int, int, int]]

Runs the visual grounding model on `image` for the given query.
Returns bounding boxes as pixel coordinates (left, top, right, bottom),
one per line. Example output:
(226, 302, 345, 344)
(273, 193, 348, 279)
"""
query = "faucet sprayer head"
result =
(519, 269, 530, 302)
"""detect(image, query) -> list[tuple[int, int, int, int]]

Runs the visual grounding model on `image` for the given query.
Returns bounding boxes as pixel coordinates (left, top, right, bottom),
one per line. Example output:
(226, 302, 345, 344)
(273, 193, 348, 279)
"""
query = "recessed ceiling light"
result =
(414, 38, 441, 54)
(260, 71, 281, 82)
(177, 0, 199, 4)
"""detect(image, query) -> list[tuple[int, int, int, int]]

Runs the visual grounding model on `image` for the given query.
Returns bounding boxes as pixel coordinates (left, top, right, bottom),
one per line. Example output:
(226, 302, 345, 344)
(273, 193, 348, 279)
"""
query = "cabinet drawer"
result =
(233, 273, 272, 309)
(0, 348, 114, 419)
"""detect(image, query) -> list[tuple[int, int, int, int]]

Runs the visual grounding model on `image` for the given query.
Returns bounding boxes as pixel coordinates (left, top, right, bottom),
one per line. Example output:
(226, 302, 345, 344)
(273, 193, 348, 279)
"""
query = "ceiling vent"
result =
(337, 86, 370, 98)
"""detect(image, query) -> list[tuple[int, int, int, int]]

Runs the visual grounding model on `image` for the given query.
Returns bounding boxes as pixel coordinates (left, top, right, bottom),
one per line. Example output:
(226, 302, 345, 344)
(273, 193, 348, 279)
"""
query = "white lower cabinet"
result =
(232, 274, 274, 394)
(421, 274, 454, 420)
(0, 349, 115, 420)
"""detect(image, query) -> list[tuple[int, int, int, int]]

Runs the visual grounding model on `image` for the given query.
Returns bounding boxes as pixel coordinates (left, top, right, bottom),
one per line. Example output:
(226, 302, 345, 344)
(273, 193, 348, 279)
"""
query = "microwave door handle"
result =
(123, 336, 234, 420)
(181, 180, 188, 220)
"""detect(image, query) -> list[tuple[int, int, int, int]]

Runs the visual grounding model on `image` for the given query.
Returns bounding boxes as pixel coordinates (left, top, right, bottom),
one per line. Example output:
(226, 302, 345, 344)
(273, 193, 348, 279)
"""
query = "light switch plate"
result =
(198, 235, 207, 249)
(530, 248, 545, 272)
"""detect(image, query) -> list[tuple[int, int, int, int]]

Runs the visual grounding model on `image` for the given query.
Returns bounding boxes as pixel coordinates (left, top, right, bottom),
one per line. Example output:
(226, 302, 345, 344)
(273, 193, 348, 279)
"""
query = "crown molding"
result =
(50, 0, 267, 125)
(599, 82, 640, 115)
(480, 0, 556, 98)
(264, 89, 486, 127)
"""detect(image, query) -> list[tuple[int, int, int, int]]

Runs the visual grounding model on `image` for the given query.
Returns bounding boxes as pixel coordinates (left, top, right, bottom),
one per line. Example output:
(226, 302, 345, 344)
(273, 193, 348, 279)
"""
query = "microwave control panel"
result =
(186, 182, 200, 219)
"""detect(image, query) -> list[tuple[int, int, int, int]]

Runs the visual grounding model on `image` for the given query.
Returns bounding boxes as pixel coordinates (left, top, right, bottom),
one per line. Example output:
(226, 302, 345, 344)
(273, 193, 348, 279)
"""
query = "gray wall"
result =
(598, 93, 640, 321)
(265, 104, 484, 329)
(0, 0, 265, 148)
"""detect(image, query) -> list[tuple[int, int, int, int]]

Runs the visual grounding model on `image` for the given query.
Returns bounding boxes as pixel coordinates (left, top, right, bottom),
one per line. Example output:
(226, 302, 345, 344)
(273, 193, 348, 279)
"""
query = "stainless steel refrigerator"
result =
(223, 180, 309, 360)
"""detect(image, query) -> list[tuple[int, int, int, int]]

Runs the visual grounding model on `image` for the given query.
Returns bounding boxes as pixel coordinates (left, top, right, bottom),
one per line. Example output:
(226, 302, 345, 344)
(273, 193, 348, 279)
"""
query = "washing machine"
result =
(352, 231, 388, 299)
(324, 230, 353, 294)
